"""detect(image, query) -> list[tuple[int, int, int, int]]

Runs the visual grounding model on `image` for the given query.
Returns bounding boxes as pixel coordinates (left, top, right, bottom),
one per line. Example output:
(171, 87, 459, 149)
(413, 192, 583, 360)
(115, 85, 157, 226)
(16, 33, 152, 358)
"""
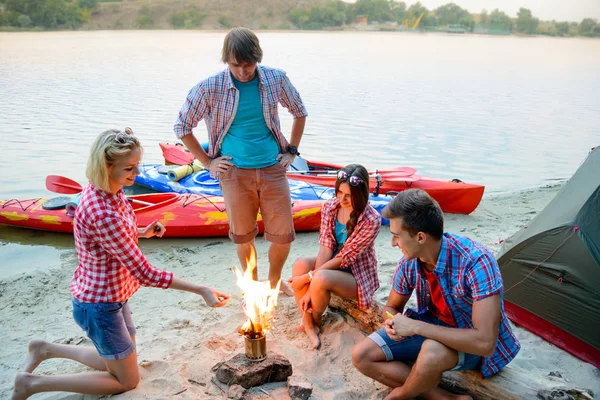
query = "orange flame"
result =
(233, 247, 280, 339)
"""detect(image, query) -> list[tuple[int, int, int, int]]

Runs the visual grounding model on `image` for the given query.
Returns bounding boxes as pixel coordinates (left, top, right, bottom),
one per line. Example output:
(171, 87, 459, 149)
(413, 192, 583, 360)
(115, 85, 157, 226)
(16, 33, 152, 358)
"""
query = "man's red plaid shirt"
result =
(71, 184, 173, 303)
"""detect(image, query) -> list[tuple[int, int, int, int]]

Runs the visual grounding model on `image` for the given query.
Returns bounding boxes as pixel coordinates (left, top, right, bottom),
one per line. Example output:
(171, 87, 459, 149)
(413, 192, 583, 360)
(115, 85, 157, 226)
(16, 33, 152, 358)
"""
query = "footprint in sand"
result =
(322, 312, 348, 334)
(139, 359, 171, 376)
(205, 334, 238, 352)
(168, 319, 192, 330)
(145, 376, 184, 395)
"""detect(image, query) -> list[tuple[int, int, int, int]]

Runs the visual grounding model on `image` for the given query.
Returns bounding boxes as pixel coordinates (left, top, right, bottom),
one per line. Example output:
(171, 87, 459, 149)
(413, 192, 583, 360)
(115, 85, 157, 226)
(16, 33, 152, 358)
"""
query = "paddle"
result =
(163, 146, 194, 165)
(162, 147, 418, 178)
(46, 175, 83, 194)
(45, 175, 153, 206)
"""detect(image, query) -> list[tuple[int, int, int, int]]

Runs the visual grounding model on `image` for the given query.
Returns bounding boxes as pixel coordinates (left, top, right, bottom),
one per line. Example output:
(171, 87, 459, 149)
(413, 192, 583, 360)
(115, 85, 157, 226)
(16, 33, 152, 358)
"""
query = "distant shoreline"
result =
(1, 27, 599, 40)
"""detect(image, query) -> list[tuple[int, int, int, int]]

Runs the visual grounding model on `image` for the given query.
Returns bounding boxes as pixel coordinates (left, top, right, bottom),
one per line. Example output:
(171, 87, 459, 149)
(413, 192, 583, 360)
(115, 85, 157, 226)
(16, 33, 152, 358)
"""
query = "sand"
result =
(1, 183, 599, 399)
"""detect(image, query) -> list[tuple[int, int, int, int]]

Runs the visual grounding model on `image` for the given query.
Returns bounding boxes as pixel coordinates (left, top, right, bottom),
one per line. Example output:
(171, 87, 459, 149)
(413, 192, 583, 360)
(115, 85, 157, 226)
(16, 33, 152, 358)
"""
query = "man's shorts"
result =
(72, 298, 136, 360)
(369, 312, 482, 371)
(219, 162, 295, 244)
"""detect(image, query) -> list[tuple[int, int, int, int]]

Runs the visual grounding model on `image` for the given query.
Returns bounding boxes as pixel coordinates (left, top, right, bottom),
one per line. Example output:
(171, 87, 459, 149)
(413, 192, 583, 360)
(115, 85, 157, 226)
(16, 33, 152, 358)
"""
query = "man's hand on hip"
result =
(208, 156, 233, 174)
(277, 153, 295, 169)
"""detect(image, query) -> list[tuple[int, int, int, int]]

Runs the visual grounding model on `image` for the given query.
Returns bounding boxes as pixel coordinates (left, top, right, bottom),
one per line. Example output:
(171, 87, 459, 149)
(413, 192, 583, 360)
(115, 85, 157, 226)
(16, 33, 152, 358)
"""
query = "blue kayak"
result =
(135, 163, 392, 225)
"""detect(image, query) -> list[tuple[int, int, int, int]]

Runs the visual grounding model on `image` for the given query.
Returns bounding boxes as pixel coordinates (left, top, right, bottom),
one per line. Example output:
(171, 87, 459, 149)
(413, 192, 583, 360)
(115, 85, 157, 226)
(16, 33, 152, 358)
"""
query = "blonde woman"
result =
(11, 128, 230, 399)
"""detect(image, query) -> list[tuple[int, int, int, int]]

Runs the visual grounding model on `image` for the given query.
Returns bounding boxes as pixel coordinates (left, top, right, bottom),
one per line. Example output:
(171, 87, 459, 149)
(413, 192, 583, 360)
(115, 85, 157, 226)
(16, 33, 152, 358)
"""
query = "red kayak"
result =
(159, 143, 485, 215)
(0, 193, 323, 237)
(286, 159, 485, 215)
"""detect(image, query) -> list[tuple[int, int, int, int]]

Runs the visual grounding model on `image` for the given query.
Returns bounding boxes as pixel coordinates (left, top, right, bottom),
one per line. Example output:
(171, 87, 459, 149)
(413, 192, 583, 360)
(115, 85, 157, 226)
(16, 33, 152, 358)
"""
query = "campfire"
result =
(233, 247, 281, 361)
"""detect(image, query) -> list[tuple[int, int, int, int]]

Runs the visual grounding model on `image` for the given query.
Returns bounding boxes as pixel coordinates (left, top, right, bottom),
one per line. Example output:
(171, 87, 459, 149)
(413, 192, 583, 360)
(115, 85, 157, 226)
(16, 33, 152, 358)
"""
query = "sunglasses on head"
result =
(115, 127, 134, 144)
(337, 170, 363, 187)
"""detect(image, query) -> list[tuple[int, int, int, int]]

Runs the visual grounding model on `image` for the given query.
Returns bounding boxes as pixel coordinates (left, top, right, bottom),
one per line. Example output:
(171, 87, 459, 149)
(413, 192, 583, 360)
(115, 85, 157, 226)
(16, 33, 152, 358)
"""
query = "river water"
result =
(0, 31, 598, 276)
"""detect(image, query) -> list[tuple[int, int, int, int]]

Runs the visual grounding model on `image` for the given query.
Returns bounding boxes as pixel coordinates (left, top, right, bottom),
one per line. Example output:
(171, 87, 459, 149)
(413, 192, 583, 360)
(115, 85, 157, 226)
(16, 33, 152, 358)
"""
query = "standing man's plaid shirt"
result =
(173, 65, 307, 169)
(71, 184, 173, 303)
(319, 198, 382, 309)
(392, 233, 520, 378)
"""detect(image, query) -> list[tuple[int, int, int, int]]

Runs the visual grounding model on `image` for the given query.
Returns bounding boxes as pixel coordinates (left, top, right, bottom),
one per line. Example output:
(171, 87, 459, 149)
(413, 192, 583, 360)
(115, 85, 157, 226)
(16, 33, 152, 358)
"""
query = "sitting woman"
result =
(288, 164, 381, 349)
(11, 128, 230, 400)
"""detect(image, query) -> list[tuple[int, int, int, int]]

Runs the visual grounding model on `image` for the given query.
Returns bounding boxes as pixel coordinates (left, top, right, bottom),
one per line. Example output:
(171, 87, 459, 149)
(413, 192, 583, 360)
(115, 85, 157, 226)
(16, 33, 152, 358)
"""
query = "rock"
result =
(227, 384, 247, 399)
(214, 352, 293, 389)
(288, 375, 313, 400)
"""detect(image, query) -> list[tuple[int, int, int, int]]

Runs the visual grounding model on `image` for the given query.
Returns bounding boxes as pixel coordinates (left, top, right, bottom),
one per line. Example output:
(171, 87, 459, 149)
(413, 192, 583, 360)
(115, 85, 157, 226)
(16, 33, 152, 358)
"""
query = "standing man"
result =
(174, 27, 307, 295)
(352, 189, 520, 400)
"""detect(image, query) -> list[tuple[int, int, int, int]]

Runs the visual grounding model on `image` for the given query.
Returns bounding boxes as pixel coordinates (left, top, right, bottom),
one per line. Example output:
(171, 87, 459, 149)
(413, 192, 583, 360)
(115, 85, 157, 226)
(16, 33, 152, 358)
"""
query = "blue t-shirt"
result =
(220, 74, 279, 168)
(334, 219, 348, 252)
(335, 218, 353, 274)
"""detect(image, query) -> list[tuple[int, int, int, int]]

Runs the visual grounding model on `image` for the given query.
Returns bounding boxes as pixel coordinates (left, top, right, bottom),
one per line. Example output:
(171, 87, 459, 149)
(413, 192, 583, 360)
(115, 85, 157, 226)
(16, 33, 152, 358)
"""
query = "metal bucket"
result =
(244, 334, 266, 361)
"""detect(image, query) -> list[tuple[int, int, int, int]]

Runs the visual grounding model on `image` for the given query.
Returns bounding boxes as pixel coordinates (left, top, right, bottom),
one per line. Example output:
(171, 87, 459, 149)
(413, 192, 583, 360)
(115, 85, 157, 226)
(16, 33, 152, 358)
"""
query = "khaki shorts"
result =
(219, 163, 295, 244)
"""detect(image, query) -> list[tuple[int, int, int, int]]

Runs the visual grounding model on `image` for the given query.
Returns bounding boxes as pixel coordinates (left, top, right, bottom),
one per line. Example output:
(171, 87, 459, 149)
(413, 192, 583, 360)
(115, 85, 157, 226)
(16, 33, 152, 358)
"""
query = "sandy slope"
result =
(1, 183, 599, 399)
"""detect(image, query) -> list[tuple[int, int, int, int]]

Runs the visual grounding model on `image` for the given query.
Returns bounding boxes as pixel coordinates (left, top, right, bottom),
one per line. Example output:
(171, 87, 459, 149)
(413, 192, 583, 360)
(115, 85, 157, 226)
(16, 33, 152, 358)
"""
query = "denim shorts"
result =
(369, 312, 482, 372)
(72, 298, 136, 360)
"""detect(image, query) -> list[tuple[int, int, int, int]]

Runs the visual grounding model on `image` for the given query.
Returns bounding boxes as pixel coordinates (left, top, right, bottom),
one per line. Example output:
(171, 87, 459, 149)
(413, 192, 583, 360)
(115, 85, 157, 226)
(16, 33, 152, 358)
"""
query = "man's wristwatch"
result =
(287, 145, 299, 156)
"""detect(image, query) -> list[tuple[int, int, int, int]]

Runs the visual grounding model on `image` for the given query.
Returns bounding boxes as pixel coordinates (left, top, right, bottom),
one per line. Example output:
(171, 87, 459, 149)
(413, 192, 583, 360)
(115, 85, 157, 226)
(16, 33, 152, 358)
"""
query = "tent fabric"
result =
(497, 146, 600, 368)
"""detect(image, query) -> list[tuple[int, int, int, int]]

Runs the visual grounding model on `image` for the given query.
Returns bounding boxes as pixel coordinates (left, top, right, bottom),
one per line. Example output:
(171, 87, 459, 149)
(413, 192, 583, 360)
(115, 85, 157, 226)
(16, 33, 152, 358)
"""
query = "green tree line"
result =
(1, 0, 599, 36)
(0, 0, 99, 29)
(288, 0, 600, 37)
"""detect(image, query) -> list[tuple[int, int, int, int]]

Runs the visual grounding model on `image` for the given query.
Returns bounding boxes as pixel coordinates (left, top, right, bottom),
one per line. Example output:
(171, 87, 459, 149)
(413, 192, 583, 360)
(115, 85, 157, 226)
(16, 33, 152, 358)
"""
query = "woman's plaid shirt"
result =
(319, 198, 381, 309)
(71, 184, 173, 303)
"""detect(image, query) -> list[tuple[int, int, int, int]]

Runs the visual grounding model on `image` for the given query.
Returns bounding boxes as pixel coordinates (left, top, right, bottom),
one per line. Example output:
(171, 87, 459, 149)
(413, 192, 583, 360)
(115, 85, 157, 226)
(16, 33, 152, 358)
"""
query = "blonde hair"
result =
(86, 129, 142, 192)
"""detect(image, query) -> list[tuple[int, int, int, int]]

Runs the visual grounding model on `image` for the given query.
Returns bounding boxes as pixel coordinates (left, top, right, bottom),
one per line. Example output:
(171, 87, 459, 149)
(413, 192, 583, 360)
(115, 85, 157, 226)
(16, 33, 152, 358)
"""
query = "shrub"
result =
(217, 15, 231, 28)
(81, 9, 92, 22)
(170, 11, 186, 28)
(187, 9, 206, 27)
(138, 6, 154, 28)
(5, 11, 21, 26)
(17, 14, 32, 28)
(170, 8, 206, 29)
(78, 0, 99, 11)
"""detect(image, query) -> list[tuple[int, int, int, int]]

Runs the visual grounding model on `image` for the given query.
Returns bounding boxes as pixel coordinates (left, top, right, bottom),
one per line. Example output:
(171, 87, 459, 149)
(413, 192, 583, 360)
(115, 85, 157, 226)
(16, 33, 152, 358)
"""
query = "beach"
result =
(1, 183, 599, 399)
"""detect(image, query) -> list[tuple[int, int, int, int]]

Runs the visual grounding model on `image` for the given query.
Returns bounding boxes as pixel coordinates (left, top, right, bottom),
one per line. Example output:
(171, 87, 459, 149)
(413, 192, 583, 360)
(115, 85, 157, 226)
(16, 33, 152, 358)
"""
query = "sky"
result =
(346, 0, 600, 22)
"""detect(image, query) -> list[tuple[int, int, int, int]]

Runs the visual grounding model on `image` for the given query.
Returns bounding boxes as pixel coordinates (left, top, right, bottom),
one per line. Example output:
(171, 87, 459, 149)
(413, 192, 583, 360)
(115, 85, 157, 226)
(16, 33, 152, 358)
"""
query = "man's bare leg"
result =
(268, 242, 292, 295)
(236, 241, 258, 280)
(353, 338, 472, 400)
(385, 340, 468, 400)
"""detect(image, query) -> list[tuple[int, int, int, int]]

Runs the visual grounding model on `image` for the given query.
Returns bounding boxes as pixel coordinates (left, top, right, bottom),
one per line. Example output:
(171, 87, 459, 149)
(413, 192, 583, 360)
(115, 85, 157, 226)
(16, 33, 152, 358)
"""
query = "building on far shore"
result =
(353, 15, 368, 25)
(473, 26, 511, 35)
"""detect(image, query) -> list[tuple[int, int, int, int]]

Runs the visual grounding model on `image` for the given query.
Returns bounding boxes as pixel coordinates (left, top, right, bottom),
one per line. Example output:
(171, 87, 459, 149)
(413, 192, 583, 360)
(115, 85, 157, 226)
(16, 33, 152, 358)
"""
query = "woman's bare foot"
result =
(11, 372, 33, 400)
(22, 340, 50, 373)
(305, 325, 321, 350)
(279, 281, 294, 297)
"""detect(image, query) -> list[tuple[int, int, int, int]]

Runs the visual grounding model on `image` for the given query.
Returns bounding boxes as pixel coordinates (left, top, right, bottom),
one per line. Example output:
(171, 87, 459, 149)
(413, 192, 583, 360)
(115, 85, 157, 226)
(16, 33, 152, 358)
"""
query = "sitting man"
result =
(352, 189, 520, 400)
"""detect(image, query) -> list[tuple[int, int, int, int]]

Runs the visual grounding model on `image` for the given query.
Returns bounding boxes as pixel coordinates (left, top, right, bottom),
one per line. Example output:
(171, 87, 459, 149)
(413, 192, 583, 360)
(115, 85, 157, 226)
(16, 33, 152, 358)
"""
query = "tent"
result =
(497, 146, 600, 369)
